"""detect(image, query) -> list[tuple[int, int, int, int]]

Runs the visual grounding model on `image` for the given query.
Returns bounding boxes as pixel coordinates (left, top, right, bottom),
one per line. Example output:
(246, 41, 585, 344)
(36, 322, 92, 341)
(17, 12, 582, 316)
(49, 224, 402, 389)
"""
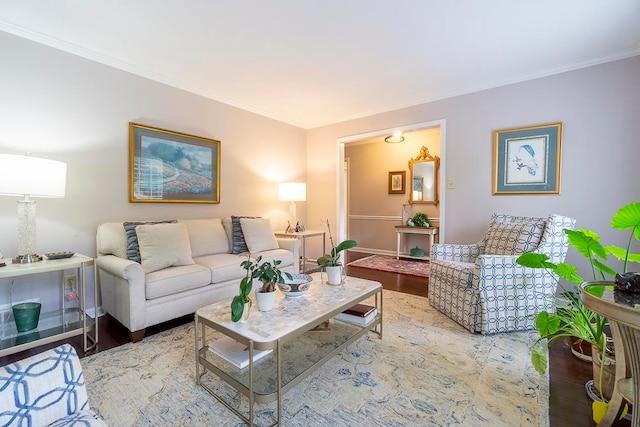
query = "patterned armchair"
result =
(428, 213, 576, 334)
(0, 344, 106, 426)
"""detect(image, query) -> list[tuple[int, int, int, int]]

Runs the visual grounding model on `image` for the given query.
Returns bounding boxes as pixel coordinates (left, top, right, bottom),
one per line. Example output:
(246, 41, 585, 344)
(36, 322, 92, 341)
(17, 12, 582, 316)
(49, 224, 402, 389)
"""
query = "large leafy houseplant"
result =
(517, 202, 640, 421)
(316, 219, 357, 268)
(230, 255, 292, 322)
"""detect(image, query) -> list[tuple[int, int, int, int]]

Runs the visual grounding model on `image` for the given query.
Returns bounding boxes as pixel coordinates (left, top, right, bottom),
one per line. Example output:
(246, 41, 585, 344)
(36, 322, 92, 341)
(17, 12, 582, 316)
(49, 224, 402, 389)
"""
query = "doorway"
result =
(337, 119, 446, 255)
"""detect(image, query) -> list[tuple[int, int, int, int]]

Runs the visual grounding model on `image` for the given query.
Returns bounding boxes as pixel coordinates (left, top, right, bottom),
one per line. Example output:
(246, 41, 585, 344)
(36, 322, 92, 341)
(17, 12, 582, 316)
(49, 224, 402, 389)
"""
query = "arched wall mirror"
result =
(408, 146, 440, 205)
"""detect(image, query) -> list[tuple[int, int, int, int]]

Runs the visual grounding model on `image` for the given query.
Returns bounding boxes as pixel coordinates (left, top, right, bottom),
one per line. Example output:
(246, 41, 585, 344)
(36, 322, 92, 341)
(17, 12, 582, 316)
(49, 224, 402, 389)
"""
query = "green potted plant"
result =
(317, 219, 357, 285)
(231, 255, 292, 321)
(409, 212, 430, 227)
(517, 202, 640, 422)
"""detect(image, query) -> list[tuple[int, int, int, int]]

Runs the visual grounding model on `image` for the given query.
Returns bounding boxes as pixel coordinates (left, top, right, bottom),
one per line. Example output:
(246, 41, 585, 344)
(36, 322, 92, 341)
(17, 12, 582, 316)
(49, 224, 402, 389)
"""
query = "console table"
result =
(0, 254, 97, 357)
(395, 226, 438, 260)
(274, 230, 325, 273)
(581, 281, 640, 426)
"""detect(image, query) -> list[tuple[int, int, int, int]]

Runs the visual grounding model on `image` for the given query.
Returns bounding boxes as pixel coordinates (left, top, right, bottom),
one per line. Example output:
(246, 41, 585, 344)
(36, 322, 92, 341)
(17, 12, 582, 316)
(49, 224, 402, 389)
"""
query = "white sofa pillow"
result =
(179, 218, 229, 257)
(136, 223, 195, 274)
(240, 218, 279, 254)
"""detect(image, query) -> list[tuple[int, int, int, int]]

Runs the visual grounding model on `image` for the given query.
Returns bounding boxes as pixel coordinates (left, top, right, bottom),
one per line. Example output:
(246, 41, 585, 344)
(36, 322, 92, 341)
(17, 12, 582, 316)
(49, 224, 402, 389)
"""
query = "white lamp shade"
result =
(0, 154, 67, 197)
(278, 182, 306, 202)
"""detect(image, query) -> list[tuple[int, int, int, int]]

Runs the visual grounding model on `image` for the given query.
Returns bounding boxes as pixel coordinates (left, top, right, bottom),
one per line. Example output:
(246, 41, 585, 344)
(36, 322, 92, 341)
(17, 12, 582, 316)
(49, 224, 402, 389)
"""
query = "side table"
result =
(395, 226, 438, 260)
(581, 281, 640, 426)
(0, 254, 97, 357)
(274, 230, 326, 273)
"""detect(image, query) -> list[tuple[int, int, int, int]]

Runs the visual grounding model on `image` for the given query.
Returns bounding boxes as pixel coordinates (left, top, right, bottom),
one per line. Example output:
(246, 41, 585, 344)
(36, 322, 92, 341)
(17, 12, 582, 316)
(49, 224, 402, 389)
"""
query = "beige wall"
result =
(307, 56, 640, 275)
(0, 32, 306, 311)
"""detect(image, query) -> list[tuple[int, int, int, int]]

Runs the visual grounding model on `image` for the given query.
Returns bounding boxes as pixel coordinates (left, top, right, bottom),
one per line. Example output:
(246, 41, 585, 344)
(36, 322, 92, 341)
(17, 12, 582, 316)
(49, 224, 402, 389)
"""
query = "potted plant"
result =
(409, 212, 430, 227)
(517, 202, 640, 422)
(316, 219, 357, 285)
(231, 255, 292, 321)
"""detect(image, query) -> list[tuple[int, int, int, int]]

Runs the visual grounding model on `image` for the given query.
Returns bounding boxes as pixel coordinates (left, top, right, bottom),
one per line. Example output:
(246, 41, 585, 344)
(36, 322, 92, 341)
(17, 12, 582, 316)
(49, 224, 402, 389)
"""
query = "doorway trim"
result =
(337, 119, 447, 246)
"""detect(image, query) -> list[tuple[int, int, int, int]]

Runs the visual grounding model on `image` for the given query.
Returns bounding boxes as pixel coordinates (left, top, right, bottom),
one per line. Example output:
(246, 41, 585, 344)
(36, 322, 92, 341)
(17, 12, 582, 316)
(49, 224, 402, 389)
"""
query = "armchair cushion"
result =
(484, 220, 545, 255)
(0, 344, 106, 426)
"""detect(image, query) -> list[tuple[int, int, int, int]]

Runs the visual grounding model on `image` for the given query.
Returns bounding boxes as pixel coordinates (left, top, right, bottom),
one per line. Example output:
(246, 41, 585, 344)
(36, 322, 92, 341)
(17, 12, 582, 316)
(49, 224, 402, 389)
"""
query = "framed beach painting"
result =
(129, 123, 221, 203)
(492, 122, 563, 195)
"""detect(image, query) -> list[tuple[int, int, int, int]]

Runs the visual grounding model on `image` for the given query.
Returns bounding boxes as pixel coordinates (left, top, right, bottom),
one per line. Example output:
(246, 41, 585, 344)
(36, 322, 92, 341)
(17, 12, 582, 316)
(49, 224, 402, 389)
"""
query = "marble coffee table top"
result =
(195, 273, 381, 344)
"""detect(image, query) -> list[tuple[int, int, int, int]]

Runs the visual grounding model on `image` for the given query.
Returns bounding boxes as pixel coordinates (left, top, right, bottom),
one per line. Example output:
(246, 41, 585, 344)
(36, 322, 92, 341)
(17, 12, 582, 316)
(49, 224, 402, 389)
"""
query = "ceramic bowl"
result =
(278, 274, 313, 298)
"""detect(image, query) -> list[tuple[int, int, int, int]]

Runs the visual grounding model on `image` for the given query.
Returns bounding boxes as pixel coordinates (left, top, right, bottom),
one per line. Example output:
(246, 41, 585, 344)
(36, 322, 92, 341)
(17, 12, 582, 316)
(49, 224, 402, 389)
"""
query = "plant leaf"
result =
(230, 295, 245, 322)
(535, 311, 561, 337)
(531, 342, 548, 375)
(566, 229, 607, 260)
(554, 263, 583, 283)
(611, 202, 640, 232)
(516, 252, 552, 268)
(334, 239, 357, 253)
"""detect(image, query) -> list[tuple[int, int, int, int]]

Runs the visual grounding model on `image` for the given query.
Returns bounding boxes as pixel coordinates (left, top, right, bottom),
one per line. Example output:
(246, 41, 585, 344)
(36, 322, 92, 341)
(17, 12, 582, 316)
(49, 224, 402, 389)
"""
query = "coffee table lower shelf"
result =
(196, 314, 381, 426)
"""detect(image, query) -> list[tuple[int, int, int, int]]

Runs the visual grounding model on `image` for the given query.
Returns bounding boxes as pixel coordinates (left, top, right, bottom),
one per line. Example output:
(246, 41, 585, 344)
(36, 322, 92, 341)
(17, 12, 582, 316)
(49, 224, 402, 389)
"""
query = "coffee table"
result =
(194, 273, 383, 426)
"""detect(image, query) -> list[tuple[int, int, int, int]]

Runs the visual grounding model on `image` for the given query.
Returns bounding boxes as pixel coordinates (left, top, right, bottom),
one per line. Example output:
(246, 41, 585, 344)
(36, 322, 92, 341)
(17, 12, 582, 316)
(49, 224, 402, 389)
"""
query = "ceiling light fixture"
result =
(385, 131, 405, 143)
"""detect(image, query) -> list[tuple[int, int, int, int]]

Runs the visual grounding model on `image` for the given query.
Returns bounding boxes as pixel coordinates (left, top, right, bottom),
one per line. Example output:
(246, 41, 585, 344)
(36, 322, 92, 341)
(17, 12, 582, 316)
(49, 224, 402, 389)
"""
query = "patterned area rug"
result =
(82, 290, 548, 426)
(348, 255, 431, 277)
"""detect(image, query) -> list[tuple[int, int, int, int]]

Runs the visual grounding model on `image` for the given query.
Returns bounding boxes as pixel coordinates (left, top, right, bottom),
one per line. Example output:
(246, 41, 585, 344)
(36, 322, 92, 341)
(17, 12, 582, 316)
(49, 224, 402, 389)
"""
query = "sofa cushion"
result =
(97, 222, 127, 258)
(231, 215, 258, 254)
(240, 217, 279, 253)
(179, 218, 229, 257)
(484, 220, 545, 255)
(123, 220, 176, 263)
(136, 223, 196, 274)
(195, 253, 248, 283)
(145, 264, 211, 299)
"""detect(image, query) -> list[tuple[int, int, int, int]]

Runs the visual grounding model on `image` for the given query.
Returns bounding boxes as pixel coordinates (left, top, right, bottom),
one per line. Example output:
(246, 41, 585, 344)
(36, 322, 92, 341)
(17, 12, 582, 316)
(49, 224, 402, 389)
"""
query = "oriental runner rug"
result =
(348, 255, 431, 278)
(82, 290, 547, 426)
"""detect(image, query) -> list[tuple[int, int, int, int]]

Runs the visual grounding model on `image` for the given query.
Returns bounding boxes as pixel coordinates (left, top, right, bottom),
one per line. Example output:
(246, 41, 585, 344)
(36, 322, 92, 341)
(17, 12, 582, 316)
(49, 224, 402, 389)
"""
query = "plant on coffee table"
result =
(231, 255, 292, 322)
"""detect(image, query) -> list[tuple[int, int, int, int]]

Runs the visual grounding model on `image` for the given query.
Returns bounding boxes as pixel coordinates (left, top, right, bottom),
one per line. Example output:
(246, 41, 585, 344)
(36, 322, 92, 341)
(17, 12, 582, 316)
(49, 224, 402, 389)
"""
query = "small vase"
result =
(326, 265, 343, 285)
(239, 300, 251, 323)
(255, 290, 276, 312)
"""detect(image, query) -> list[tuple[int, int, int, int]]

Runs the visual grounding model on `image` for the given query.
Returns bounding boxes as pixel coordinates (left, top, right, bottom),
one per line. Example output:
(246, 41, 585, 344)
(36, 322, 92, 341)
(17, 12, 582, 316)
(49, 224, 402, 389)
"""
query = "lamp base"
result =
(12, 254, 43, 264)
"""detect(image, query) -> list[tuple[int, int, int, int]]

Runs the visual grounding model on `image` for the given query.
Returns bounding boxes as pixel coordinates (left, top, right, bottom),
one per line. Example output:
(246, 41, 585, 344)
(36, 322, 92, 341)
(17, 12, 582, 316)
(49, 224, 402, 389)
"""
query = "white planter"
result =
(239, 300, 251, 322)
(326, 265, 343, 285)
(255, 290, 276, 312)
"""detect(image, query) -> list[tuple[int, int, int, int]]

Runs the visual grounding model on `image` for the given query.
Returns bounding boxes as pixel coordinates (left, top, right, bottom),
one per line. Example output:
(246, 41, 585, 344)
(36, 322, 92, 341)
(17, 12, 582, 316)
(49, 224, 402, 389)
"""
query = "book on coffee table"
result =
(208, 336, 272, 369)
(334, 304, 377, 326)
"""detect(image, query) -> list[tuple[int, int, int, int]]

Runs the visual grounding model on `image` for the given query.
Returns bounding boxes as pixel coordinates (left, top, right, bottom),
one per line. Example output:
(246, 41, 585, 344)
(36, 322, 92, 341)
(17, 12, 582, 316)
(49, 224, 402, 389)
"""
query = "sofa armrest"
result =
(276, 237, 301, 270)
(0, 344, 106, 426)
(432, 243, 482, 262)
(96, 255, 146, 332)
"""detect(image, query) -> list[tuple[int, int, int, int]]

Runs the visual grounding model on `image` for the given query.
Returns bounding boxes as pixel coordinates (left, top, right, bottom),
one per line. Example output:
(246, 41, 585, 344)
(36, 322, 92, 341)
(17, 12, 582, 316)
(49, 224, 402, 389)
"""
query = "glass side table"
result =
(274, 230, 326, 273)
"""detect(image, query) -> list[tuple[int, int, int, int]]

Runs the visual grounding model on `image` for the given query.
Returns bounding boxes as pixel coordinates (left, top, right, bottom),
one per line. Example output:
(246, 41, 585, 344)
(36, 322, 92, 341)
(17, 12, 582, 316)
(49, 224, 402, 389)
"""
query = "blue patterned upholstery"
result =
(0, 344, 106, 426)
(429, 213, 576, 334)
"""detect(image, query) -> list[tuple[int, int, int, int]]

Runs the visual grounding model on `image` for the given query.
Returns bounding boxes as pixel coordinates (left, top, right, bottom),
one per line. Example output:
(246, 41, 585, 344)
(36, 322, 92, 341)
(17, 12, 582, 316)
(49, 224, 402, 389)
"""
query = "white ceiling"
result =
(1, 1, 639, 129)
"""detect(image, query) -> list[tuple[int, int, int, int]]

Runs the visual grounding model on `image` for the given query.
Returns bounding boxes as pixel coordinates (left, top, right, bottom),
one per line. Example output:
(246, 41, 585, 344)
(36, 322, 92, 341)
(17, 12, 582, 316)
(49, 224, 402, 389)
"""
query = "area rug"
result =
(82, 290, 548, 426)
(348, 255, 431, 277)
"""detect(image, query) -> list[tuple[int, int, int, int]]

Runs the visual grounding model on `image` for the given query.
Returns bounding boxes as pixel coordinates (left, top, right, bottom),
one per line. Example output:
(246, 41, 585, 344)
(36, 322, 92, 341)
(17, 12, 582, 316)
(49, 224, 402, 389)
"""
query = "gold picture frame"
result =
(388, 171, 406, 194)
(493, 122, 562, 195)
(129, 122, 221, 203)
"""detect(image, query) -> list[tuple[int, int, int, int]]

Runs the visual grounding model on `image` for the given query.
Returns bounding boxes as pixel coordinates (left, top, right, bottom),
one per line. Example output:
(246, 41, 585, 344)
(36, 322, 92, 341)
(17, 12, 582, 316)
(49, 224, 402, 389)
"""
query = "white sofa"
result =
(96, 217, 299, 341)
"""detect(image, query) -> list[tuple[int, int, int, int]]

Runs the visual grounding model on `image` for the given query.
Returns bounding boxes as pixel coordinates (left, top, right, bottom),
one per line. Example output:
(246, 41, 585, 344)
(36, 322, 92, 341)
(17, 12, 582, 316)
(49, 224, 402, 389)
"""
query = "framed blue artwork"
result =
(129, 122, 221, 203)
(492, 122, 562, 195)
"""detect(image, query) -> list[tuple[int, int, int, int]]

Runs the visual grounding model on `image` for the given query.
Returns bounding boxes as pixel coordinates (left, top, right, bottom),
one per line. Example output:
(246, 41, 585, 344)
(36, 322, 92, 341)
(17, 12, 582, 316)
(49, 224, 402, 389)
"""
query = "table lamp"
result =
(0, 153, 67, 263)
(278, 182, 306, 230)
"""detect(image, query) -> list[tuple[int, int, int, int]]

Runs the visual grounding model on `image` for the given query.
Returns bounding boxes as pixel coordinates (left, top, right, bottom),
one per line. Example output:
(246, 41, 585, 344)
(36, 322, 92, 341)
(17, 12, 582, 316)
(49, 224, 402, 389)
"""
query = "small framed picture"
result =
(388, 171, 406, 194)
(493, 122, 563, 195)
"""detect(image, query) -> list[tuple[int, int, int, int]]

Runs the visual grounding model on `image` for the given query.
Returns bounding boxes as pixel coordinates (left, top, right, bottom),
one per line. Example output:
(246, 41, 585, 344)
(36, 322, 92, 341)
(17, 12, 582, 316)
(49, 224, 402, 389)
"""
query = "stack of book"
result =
(334, 303, 377, 326)
(208, 336, 272, 369)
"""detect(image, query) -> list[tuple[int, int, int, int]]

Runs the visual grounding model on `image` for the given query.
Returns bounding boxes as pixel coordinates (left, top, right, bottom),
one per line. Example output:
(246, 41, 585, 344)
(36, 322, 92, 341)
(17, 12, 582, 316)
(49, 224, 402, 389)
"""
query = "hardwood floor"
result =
(0, 257, 627, 426)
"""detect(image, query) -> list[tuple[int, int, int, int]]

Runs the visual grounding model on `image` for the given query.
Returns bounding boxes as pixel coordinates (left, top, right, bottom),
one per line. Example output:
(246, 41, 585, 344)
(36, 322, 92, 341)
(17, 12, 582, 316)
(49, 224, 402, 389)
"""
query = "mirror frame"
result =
(408, 146, 440, 205)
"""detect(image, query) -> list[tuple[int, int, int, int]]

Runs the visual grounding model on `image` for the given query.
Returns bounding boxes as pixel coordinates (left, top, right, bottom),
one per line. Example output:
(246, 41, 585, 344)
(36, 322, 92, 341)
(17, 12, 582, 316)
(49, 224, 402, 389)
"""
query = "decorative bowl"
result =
(278, 274, 313, 298)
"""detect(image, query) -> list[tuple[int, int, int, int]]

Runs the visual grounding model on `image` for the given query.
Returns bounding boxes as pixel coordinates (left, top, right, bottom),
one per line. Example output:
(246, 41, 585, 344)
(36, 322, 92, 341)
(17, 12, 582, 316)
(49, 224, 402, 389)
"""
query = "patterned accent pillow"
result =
(123, 220, 177, 263)
(231, 216, 258, 254)
(484, 221, 545, 255)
